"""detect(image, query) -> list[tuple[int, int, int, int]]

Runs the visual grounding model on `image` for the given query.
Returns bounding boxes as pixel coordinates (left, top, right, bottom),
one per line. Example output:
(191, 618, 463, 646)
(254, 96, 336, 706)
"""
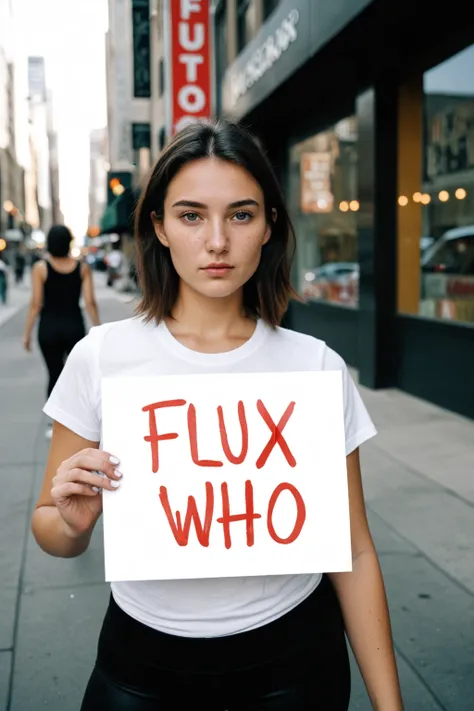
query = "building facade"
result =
(46, 91, 63, 226)
(27, 57, 53, 234)
(216, 0, 474, 419)
(102, 0, 167, 235)
(0, 0, 29, 254)
(88, 128, 108, 231)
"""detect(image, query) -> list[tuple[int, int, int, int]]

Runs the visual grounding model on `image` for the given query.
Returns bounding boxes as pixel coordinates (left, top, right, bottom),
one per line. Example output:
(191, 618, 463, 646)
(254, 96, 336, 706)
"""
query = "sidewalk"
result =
(0, 296, 473, 710)
(0, 276, 31, 329)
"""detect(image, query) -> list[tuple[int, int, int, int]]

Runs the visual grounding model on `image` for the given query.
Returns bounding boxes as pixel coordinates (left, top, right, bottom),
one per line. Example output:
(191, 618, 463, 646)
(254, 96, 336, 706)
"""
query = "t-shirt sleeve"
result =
(324, 346, 377, 455)
(43, 327, 102, 441)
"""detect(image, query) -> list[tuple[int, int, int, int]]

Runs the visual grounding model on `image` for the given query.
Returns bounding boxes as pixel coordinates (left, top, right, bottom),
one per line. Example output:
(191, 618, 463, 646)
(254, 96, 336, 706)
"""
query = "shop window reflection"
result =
(288, 117, 359, 308)
(403, 43, 474, 324)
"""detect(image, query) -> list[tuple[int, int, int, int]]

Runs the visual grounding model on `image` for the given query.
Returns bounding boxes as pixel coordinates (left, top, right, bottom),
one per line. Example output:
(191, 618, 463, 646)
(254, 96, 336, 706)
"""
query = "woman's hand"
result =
(51, 448, 122, 538)
(23, 334, 32, 352)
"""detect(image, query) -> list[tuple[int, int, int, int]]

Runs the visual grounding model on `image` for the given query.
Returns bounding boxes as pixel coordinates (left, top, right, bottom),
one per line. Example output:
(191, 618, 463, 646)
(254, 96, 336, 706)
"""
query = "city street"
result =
(0, 284, 473, 711)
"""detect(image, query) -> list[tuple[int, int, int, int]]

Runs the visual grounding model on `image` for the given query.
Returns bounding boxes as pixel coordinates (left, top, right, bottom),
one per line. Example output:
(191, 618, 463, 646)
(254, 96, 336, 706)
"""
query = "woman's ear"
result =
(151, 211, 169, 247)
(263, 223, 272, 246)
(263, 208, 277, 246)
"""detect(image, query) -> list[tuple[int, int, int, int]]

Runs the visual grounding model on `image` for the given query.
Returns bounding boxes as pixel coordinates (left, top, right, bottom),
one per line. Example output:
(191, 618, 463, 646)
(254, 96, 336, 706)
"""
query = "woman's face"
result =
(153, 158, 271, 302)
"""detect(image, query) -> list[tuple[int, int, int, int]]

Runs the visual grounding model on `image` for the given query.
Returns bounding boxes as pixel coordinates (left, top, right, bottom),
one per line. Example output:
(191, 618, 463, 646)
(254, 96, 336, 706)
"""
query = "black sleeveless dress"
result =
(38, 260, 86, 349)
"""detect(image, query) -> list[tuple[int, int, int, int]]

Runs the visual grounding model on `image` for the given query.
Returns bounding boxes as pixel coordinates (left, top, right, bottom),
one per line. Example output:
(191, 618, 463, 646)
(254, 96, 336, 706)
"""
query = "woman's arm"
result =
(329, 449, 404, 711)
(32, 422, 121, 558)
(23, 261, 46, 351)
(32, 423, 102, 557)
(81, 262, 100, 326)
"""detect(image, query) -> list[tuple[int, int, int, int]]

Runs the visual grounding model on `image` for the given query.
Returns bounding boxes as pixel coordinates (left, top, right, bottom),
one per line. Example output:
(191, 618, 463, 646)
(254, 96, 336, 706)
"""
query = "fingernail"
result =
(92, 486, 100, 493)
(115, 470, 123, 478)
(110, 480, 121, 489)
(109, 456, 120, 465)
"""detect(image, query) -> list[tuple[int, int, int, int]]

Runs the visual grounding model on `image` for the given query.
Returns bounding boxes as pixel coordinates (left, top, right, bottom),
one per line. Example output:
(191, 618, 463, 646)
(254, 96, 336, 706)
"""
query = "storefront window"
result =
(398, 43, 474, 325)
(288, 117, 359, 308)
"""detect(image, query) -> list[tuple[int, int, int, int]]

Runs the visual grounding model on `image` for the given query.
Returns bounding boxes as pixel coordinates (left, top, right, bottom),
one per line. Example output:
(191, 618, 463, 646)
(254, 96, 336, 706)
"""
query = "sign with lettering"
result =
(166, 0, 213, 136)
(228, 8, 300, 109)
(300, 152, 334, 214)
(101, 372, 351, 582)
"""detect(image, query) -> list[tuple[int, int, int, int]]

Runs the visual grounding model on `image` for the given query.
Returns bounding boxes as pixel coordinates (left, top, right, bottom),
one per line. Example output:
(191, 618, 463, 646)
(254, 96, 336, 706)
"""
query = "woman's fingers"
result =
(59, 449, 122, 483)
(51, 481, 103, 500)
(52, 467, 122, 493)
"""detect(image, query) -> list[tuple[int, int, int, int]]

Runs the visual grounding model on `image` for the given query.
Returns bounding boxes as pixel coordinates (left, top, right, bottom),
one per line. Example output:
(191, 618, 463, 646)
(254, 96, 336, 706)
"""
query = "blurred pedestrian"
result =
(105, 244, 122, 286)
(15, 249, 26, 284)
(31, 122, 403, 710)
(22, 225, 100, 439)
(0, 253, 8, 304)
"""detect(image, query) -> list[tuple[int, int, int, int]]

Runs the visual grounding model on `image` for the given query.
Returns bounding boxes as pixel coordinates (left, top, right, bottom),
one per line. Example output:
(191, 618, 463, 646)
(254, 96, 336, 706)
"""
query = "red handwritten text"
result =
(142, 399, 296, 472)
(159, 480, 306, 548)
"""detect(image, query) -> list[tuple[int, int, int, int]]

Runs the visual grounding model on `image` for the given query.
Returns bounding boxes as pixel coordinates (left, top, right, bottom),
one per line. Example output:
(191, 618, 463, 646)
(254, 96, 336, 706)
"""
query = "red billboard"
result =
(167, 0, 213, 136)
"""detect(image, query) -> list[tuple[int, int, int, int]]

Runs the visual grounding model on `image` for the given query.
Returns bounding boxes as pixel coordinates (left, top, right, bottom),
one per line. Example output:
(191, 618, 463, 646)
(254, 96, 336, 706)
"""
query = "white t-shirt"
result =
(106, 251, 122, 269)
(44, 317, 376, 638)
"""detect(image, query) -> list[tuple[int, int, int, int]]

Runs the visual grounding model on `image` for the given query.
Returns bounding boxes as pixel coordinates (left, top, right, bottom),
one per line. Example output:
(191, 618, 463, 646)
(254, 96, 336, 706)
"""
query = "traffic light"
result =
(107, 172, 132, 205)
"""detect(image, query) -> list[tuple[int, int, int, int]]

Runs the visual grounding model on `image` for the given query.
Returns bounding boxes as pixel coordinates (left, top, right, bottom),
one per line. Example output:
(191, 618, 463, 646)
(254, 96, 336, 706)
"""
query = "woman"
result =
(31, 121, 403, 710)
(23, 225, 100, 438)
(0, 253, 8, 305)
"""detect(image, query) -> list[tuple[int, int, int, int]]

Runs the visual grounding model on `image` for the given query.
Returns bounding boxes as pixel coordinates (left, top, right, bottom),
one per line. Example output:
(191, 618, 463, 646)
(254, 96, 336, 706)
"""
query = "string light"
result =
(438, 190, 449, 202)
(349, 200, 360, 212)
(421, 194, 431, 205)
(455, 188, 467, 200)
(339, 201, 349, 212)
(413, 192, 422, 202)
(398, 196, 408, 206)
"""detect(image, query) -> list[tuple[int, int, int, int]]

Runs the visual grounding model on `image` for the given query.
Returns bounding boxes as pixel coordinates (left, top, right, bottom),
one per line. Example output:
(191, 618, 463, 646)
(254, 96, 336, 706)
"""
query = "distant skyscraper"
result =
(88, 127, 108, 229)
(28, 57, 47, 103)
(27, 56, 52, 232)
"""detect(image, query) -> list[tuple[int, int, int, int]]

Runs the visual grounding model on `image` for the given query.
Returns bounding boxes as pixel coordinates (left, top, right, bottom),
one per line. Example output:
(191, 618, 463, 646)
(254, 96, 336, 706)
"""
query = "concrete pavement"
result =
(0, 288, 473, 710)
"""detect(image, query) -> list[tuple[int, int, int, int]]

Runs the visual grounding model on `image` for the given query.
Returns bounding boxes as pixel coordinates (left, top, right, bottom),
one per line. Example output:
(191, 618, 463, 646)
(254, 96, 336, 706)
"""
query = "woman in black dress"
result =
(23, 225, 100, 438)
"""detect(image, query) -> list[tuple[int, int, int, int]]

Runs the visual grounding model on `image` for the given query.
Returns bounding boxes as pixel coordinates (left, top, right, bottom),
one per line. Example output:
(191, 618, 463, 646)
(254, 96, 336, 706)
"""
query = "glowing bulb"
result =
(3, 200, 13, 213)
(413, 192, 422, 202)
(438, 190, 449, 202)
(421, 194, 431, 205)
(398, 196, 408, 207)
(349, 200, 360, 212)
(455, 188, 467, 200)
(339, 201, 349, 212)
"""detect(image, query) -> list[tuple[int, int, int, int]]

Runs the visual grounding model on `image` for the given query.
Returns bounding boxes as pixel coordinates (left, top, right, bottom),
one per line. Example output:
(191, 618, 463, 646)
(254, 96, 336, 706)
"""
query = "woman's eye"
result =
(182, 212, 199, 223)
(234, 211, 252, 222)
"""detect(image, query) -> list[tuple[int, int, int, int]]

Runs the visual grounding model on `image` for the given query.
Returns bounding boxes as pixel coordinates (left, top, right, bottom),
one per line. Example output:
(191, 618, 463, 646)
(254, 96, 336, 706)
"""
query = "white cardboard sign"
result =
(101, 371, 351, 582)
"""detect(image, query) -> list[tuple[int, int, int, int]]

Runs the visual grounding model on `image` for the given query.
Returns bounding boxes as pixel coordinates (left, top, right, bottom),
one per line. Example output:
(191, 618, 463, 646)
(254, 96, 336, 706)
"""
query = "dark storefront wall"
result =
(221, 0, 474, 418)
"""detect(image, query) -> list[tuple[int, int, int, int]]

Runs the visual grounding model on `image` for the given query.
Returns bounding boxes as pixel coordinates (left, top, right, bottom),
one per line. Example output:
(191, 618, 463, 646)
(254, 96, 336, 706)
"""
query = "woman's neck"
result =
(166, 282, 256, 350)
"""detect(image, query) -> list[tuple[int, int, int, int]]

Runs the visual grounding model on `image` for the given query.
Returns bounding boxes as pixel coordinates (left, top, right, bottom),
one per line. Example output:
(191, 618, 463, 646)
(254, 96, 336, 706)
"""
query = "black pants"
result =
(38, 317, 85, 397)
(81, 576, 350, 710)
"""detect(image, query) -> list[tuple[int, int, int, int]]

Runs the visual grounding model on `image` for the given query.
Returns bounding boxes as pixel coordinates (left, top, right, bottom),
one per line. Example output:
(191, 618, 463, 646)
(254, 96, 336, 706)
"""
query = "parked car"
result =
(420, 225, 474, 321)
(421, 225, 474, 275)
(302, 262, 359, 306)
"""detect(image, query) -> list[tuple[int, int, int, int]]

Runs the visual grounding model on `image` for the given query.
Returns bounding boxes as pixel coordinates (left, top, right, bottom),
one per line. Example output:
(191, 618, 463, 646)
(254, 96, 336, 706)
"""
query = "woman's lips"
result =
(203, 265, 234, 277)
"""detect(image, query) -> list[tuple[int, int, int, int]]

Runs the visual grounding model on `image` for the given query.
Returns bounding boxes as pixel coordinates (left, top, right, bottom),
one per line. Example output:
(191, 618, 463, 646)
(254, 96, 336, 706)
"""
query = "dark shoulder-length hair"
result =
(47, 225, 73, 258)
(134, 119, 297, 327)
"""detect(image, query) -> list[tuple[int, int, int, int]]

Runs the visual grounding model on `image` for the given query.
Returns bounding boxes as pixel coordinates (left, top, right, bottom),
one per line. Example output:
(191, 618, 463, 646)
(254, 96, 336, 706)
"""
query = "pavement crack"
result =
(370, 441, 474, 510)
(393, 642, 448, 711)
(367, 506, 474, 599)
(5, 417, 45, 711)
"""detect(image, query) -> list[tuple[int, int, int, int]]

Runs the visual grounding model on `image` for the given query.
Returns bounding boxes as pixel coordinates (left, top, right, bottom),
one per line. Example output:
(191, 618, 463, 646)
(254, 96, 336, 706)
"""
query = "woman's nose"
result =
(206, 219, 228, 253)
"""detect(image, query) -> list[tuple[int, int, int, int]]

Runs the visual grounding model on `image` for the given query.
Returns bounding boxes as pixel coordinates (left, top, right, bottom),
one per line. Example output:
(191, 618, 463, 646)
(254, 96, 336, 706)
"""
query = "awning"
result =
(100, 188, 138, 234)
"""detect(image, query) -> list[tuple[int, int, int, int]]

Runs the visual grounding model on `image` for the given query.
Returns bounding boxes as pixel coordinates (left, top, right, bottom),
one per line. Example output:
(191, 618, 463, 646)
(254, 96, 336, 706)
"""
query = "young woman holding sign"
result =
(32, 120, 403, 710)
